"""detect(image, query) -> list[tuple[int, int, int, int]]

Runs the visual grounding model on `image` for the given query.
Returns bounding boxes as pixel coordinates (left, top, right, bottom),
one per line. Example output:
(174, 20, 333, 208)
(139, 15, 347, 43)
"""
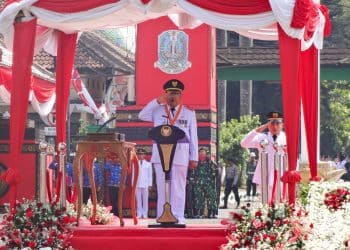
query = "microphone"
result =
(96, 115, 117, 132)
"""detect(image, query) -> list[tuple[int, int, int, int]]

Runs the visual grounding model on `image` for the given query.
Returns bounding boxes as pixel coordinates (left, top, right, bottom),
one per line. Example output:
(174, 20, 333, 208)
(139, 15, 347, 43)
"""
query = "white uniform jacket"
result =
(138, 99, 198, 166)
(241, 130, 286, 186)
(137, 160, 153, 188)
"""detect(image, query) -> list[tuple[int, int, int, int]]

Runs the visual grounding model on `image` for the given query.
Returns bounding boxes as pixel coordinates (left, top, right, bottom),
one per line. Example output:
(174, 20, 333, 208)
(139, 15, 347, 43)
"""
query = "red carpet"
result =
(71, 222, 227, 250)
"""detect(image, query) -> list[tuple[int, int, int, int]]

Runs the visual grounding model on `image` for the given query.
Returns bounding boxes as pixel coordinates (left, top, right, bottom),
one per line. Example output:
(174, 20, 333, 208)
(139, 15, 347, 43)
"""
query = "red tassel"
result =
(319, 5, 332, 37)
(309, 176, 321, 182)
(281, 170, 301, 184)
(291, 0, 312, 29)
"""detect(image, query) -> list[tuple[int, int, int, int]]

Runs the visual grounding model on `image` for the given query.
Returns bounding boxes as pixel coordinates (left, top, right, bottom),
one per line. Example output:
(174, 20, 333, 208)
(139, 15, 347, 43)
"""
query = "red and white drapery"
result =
(0, 66, 56, 116)
(0, 0, 331, 206)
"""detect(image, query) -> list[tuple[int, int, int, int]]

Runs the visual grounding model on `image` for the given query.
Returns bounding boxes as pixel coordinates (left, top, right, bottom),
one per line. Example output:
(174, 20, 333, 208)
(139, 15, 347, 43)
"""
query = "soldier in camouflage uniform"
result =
(193, 148, 218, 218)
(185, 168, 196, 218)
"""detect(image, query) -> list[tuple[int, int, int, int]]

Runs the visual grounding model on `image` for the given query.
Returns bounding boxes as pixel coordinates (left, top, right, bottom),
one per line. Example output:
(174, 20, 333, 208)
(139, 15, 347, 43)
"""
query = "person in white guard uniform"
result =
(138, 79, 198, 224)
(136, 148, 153, 219)
(240, 111, 286, 201)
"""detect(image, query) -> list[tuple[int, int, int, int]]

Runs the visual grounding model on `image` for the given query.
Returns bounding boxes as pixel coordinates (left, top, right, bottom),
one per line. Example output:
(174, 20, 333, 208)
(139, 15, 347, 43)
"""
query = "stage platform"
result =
(71, 218, 227, 250)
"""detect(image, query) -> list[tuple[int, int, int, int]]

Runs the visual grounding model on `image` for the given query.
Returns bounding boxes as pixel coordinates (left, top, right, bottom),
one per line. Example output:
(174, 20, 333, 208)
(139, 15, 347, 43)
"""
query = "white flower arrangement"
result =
(305, 181, 350, 250)
(81, 199, 115, 225)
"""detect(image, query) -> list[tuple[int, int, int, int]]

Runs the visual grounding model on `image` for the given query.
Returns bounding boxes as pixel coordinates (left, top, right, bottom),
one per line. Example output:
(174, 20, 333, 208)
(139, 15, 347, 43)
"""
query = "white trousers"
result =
(136, 187, 149, 218)
(154, 163, 187, 223)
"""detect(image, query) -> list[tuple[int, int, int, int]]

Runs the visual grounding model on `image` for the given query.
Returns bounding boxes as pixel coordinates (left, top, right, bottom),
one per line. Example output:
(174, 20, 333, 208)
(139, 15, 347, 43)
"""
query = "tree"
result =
(219, 115, 260, 167)
(323, 0, 350, 47)
(320, 80, 350, 156)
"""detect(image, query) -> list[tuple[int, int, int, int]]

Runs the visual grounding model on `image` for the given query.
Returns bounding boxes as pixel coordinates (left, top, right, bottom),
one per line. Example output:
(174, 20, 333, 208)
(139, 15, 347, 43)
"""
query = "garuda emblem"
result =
(154, 30, 191, 74)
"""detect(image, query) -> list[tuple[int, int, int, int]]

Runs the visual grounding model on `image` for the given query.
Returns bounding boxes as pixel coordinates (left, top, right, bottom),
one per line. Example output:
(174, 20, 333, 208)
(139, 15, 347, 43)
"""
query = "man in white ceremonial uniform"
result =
(240, 112, 286, 201)
(138, 79, 198, 224)
(136, 148, 153, 219)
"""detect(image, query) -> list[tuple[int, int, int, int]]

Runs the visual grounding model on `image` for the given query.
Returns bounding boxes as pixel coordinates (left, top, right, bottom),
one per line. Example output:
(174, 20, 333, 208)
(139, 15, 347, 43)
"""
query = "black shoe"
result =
(219, 206, 227, 209)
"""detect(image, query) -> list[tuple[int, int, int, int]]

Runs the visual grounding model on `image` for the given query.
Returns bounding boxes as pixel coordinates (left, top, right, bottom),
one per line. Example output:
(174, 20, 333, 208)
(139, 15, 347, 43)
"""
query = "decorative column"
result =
(260, 139, 269, 204)
(38, 141, 48, 204)
(58, 142, 67, 208)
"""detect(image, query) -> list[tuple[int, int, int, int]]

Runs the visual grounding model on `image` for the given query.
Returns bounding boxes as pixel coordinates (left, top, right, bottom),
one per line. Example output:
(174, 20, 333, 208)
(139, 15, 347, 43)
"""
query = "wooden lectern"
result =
(73, 133, 138, 226)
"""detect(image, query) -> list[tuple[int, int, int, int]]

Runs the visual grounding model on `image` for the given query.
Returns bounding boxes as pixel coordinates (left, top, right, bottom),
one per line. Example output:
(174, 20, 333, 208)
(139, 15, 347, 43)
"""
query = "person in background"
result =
(66, 158, 74, 201)
(220, 158, 240, 209)
(136, 148, 153, 219)
(240, 111, 286, 201)
(246, 152, 257, 201)
(340, 162, 350, 182)
(336, 152, 347, 170)
(185, 167, 196, 218)
(214, 156, 223, 217)
(82, 159, 103, 204)
(104, 156, 122, 216)
(193, 148, 217, 218)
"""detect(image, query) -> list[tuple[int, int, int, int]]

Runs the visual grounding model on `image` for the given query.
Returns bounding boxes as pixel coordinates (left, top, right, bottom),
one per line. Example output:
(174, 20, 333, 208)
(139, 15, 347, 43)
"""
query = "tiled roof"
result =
(217, 47, 350, 67)
(34, 31, 135, 75)
(0, 37, 55, 82)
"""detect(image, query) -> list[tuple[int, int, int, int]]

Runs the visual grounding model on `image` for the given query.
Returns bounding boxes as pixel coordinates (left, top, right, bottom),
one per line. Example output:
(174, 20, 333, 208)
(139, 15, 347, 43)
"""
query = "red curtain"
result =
(278, 25, 301, 204)
(7, 18, 37, 208)
(55, 31, 77, 202)
(32, 78, 56, 103)
(0, 67, 12, 91)
(55, 31, 77, 147)
(34, 0, 120, 13)
(300, 45, 320, 181)
(187, 0, 271, 15)
(0, 66, 55, 102)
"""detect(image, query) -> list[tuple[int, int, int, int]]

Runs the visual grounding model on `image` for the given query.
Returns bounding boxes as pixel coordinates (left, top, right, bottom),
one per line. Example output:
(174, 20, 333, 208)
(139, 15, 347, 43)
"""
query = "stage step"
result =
(71, 225, 227, 250)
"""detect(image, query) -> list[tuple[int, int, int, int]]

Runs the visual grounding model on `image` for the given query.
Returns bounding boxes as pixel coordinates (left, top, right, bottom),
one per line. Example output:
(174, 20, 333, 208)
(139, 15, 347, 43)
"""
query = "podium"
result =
(73, 133, 137, 226)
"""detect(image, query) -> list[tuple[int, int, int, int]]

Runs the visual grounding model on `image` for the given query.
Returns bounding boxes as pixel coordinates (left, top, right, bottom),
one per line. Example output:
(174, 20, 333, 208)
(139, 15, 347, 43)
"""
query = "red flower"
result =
(63, 216, 71, 224)
(254, 235, 261, 242)
(269, 234, 276, 242)
(6, 215, 13, 222)
(50, 231, 57, 237)
(47, 237, 54, 245)
(13, 230, 19, 237)
(25, 208, 33, 219)
(263, 233, 268, 240)
(36, 202, 43, 208)
(55, 210, 62, 216)
(255, 211, 262, 217)
(275, 219, 282, 227)
(14, 237, 21, 245)
(309, 223, 314, 229)
(228, 224, 237, 232)
(31, 232, 36, 238)
(29, 241, 36, 249)
(230, 212, 243, 221)
(252, 220, 263, 229)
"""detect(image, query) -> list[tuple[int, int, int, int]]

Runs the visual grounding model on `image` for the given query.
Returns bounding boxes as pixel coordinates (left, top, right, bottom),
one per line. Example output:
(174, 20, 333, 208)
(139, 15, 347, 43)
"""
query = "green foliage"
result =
(219, 115, 260, 168)
(323, 0, 350, 47)
(320, 80, 350, 156)
(78, 118, 88, 135)
(297, 183, 310, 207)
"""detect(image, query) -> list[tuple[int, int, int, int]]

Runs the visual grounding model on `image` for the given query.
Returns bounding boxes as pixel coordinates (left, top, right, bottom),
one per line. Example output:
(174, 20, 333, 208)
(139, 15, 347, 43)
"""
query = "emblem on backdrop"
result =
(154, 30, 191, 74)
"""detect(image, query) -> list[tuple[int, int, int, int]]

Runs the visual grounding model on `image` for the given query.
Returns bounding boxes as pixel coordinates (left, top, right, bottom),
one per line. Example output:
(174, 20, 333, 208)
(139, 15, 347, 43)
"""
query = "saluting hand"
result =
(255, 122, 269, 133)
(189, 160, 198, 170)
(156, 95, 165, 104)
